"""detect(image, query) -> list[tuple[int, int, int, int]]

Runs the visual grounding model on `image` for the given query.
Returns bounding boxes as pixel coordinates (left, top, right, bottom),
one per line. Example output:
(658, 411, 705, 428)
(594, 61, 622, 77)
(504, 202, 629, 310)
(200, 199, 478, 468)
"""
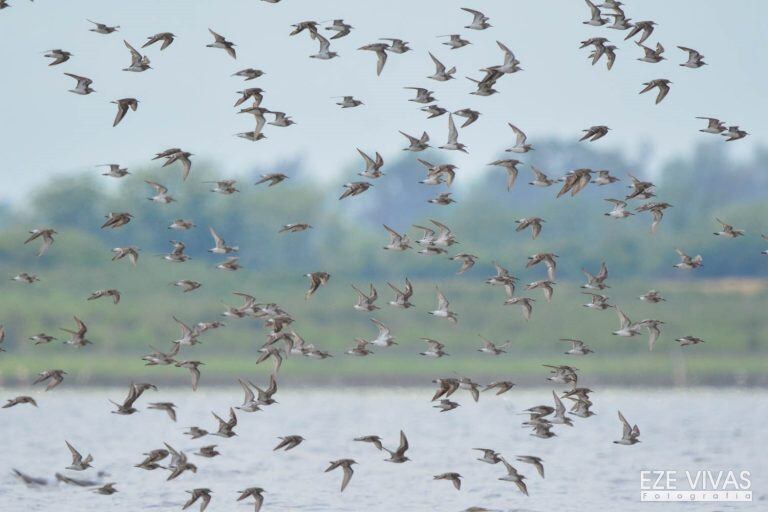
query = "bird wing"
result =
(429, 52, 446, 73)
(446, 114, 458, 143)
(123, 40, 142, 64)
(65, 441, 82, 463)
(616, 308, 631, 329)
(436, 288, 449, 309)
(238, 378, 255, 403)
(317, 33, 331, 53)
(145, 180, 167, 194)
(618, 410, 632, 437)
(340, 464, 354, 492)
(74, 316, 87, 335)
(113, 102, 128, 127)
(209, 227, 224, 247)
(375, 49, 388, 75)
(357, 148, 375, 169)
(397, 430, 409, 455)
(508, 123, 526, 145)
(208, 28, 225, 42)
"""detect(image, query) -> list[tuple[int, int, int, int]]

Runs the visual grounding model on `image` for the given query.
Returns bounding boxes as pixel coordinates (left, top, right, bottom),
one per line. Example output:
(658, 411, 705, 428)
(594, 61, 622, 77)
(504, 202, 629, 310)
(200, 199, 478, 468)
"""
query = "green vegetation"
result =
(0, 140, 766, 385)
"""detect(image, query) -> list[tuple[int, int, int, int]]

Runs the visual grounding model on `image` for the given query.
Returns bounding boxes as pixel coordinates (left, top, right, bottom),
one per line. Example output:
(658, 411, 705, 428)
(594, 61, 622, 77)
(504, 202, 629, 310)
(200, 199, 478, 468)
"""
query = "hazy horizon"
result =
(0, 0, 765, 205)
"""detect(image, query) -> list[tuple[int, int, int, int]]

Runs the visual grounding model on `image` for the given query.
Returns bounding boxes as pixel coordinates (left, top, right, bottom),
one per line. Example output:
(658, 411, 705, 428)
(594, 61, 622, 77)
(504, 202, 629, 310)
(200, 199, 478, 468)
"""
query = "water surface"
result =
(1, 387, 764, 511)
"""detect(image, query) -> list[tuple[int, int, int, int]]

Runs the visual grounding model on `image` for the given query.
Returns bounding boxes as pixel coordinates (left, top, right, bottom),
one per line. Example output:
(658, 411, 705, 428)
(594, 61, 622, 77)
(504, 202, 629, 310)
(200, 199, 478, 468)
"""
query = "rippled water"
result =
(1, 387, 765, 511)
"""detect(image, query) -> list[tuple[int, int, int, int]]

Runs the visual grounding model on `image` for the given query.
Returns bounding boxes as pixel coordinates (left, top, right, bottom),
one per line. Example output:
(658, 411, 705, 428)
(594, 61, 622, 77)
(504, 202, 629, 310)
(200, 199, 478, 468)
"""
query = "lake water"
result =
(1, 387, 765, 511)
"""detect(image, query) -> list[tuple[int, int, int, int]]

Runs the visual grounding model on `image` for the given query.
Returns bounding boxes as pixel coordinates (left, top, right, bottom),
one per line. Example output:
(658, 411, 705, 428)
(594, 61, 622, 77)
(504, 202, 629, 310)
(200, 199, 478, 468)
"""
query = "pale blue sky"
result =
(0, 0, 764, 204)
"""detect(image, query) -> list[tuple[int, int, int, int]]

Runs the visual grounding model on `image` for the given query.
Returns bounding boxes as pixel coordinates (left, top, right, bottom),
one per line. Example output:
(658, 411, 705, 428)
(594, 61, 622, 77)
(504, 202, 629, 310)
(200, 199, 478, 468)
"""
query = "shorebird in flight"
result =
(580, 125, 610, 142)
(434, 472, 462, 490)
(504, 296, 535, 321)
(98, 163, 129, 178)
(674, 248, 703, 269)
(208, 227, 239, 254)
(33, 369, 67, 391)
(440, 114, 467, 152)
(517, 455, 545, 478)
(420, 338, 449, 358)
(450, 253, 478, 274)
(429, 287, 457, 323)
(515, 217, 545, 239)
(405, 87, 436, 104)
(352, 283, 379, 311)
(639, 79, 671, 104)
(636, 42, 665, 63)
(88, 289, 121, 304)
(723, 125, 748, 141)
(65, 441, 93, 471)
(382, 38, 410, 53)
(484, 381, 515, 395)
(325, 19, 352, 39)
(499, 458, 528, 495)
(453, 107, 480, 127)
(461, 7, 491, 30)
(676, 335, 705, 347)
(477, 335, 510, 355)
(45, 49, 72, 66)
(111, 98, 139, 127)
(122, 40, 151, 71)
(612, 308, 642, 337)
(325, 459, 356, 492)
(614, 411, 641, 445)
(358, 42, 389, 75)
(61, 316, 91, 347)
(439, 34, 470, 50)
(678, 46, 706, 68)
(427, 52, 456, 81)
(274, 435, 305, 451)
(354, 435, 383, 451)
(24, 228, 57, 256)
(143, 32, 175, 50)
(182, 488, 212, 512)
(561, 338, 593, 356)
(583, 0, 607, 26)
(356, 148, 384, 178)
(207, 29, 236, 58)
(581, 262, 609, 290)
(526, 280, 556, 303)
(625, 20, 656, 43)
(696, 116, 726, 134)
(339, 181, 372, 199)
(237, 487, 265, 512)
(87, 19, 119, 34)
(506, 123, 533, 153)
(305, 271, 330, 299)
(232, 68, 265, 81)
(713, 218, 745, 238)
(65, 73, 95, 95)
(3, 396, 37, 408)
(383, 431, 410, 463)
(400, 130, 430, 151)
(176, 360, 204, 391)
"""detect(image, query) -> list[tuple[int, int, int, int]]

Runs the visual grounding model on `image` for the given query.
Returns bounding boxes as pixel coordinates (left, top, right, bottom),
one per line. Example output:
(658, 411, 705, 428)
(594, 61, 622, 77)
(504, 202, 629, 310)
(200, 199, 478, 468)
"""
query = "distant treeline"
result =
(1, 138, 766, 281)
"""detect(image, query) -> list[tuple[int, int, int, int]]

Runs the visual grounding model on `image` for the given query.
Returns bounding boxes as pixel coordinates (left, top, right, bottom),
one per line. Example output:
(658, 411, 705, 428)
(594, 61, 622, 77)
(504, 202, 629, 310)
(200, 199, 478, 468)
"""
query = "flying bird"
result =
(44, 49, 72, 66)
(461, 7, 491, 30)
(111, 98, 139, 127)
(639, 79, 671, 104)
(325, 459, 357, 492)
(614, 411, 641, 445)
(64, 73, 95, 95)
(207, 29, 236, 58)
(143, 32, 176, 50)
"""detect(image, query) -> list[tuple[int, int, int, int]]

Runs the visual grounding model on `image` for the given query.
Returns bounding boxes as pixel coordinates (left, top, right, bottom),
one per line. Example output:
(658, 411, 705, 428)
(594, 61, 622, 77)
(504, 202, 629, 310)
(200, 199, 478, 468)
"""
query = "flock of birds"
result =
(1, 1, 762, 511)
